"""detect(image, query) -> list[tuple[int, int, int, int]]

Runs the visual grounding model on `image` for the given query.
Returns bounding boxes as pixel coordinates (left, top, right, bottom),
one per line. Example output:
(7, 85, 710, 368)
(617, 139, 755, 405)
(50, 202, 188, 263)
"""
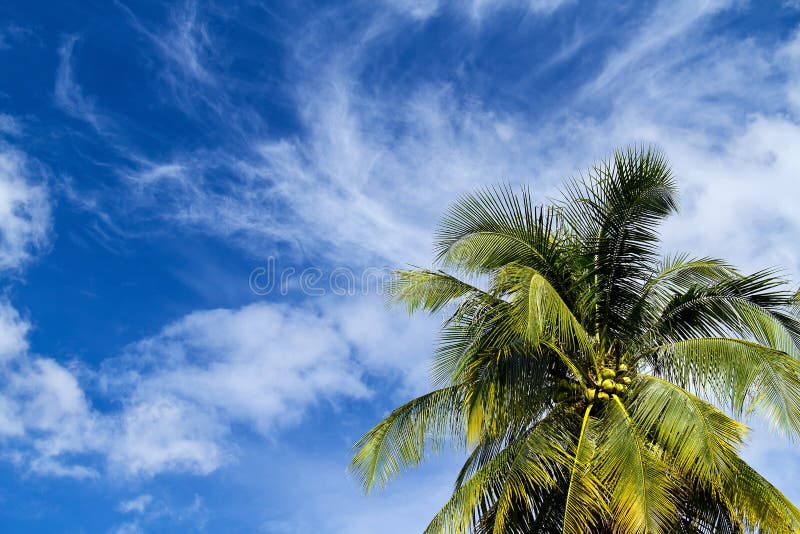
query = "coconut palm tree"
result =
(349, 147, 800, 533)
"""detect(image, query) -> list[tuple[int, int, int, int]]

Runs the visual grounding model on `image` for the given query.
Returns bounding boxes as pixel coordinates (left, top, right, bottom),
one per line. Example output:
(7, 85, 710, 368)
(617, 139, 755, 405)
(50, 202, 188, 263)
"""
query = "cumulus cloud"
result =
(98, 295, 435, 476)
(0, 146, 50, 271)
(0, 301, 30, 361)
(0, 314, 103, 478)
(0, 292, 436, 478)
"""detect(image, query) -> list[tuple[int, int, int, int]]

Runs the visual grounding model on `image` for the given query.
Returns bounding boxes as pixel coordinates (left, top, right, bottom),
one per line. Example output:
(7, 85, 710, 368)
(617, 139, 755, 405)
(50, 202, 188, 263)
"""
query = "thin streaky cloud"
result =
(54, 35, 110, 133)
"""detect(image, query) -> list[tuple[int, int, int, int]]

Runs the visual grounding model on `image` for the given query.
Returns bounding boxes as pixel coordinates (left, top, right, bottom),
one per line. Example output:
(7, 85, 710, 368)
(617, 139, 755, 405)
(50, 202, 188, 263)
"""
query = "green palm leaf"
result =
(654, 338, 800, 436)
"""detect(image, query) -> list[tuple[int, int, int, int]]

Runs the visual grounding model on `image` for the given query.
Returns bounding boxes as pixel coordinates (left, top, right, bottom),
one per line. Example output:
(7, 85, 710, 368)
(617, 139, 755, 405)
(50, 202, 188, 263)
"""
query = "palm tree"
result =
(349, 147, 800, 533)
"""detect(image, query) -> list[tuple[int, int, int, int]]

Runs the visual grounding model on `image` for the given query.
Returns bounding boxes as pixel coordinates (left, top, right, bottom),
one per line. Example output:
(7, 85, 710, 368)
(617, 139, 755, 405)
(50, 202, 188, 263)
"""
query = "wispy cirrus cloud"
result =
(112, 493, 207, 534)
(117, 0, 800, 278)
(0, 23, 36, 50)
(387, 0, 575, 21)
(54, 35, 111, 134)
(116, 0, 215, 89)
(115, 0, 266, 137)
(582, 0, 738, 96)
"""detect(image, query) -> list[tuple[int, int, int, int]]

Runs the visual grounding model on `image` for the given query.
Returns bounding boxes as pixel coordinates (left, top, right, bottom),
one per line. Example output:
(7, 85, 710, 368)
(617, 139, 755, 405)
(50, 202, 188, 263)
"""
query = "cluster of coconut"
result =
(586, 365, 633, 401)
(555, 365, 634, 404)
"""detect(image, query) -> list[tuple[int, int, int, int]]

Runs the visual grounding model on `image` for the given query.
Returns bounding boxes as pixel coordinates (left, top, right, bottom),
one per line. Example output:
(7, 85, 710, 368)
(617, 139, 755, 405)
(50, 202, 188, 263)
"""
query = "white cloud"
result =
(55, 35, 109, 133)
(0, 290, 437, 478)
(584, 0, 737, 96)
(0, 146, 50, 271)
(387, 0, 574, 21)
(109, 397, 225, 476)
(118, 494, 153, 514)
(114, 302, 370, 428)
(112, 493, 207, 532)
(2, 357, 103, 478)
(98, 295, 435, 476)
(0, 308, 103, 478)
(0, 114, 21, 135)
(0, 301, 29, 361)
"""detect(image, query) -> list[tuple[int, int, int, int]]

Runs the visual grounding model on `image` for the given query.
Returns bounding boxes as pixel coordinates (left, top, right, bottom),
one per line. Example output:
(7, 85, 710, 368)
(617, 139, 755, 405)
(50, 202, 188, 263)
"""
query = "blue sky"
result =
(0, 0, 799, 532)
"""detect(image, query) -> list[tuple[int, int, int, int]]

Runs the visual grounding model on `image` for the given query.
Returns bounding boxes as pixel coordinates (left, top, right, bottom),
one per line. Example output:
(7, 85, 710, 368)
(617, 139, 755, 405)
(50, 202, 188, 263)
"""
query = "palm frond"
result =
(496, 263, 595, 373)
(626, 255, 739, 340)
(721, 455, 800, 532)
(653, 338, 800, 436)
(424, 420, 568, 534)
(349, 386, 467, 491)
(388, 268, 501, 314)
(433, 186, 576, 303)
(627, 375, 747, 484)
(643, 269, 800, 347)
(595, 397, 678, 533)
(559, 146, 677, 341)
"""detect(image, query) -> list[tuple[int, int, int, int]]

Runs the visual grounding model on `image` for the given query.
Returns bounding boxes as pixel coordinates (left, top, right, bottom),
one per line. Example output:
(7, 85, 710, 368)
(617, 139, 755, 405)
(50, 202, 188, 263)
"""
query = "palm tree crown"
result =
(349, 147, 800, 533)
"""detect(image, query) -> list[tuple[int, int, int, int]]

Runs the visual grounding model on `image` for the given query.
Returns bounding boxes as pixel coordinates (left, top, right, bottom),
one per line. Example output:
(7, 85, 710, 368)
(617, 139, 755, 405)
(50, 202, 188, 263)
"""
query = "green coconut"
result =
(618, 364, 629, 373)
(585, 388, 596, 400)
(601, 379, 615, 391)
(597, 392, 610, 400)
(600, 368, 616, 379)
(621, 376, 632, 385)
(614, 383, 625, 394)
